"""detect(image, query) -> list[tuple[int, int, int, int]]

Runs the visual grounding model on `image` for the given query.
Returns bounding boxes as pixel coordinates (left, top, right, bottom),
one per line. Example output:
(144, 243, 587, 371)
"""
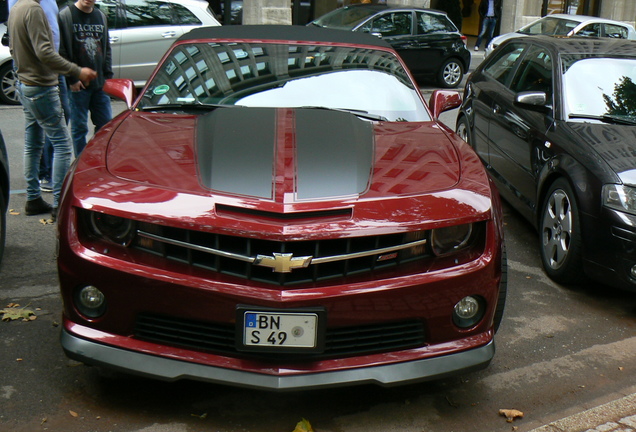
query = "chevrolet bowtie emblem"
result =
(254, 253, 313, 273)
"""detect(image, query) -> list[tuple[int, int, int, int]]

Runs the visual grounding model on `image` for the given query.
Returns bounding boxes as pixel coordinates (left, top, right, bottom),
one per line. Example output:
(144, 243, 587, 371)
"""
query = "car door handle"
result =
(161, 31, 177, 38)
(493, 104, 502, 115)
(109, 36, 119, 43)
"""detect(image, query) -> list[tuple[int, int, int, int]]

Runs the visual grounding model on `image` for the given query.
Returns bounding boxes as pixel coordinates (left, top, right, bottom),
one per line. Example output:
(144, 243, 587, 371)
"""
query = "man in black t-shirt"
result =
(59, 0, 112, 156)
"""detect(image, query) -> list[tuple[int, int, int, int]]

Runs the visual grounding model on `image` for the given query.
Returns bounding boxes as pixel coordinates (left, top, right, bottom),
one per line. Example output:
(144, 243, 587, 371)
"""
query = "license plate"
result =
(237, 306, 326, 353)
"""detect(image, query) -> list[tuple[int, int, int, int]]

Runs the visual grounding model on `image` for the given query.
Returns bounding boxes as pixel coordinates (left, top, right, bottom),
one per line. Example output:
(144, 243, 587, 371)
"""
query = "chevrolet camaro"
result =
(57, 25, 506, 390)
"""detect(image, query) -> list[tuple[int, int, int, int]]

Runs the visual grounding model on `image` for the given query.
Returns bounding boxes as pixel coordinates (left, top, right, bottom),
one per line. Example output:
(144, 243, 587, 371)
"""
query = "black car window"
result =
(360, 12, 412, 37)
(510, 46, 553, 98)
(416, 11, 456, 34)
(172, 2, 201, 25)
(604, 23, 629, 38)
(124, 0, 173, 27)
(483, 43, 525, 86)
(577, 23, 601, 37)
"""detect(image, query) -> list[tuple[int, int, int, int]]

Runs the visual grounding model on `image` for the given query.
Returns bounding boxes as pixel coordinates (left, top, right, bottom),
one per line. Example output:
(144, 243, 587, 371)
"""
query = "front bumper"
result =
(61, 329, 495, 391)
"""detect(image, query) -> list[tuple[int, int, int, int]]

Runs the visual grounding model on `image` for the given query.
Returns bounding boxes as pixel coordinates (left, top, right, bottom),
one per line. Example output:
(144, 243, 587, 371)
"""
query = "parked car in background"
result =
(0, 23, 18, 105)
(57, 25, 506, 390)
(485, 14, 636, 56)
(456, 35, 636, 292)
(309, 4, 471, 88)
(95, 0, 221, 87)
(0, 129, 9, 267)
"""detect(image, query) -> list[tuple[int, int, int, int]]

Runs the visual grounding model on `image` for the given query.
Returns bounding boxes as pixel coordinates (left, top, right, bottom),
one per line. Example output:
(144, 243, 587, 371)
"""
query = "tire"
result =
(438, 58, 463, 88)
(0, 61, 20, 106)
(539, 178, 584, 284)
(455, 114, 472, 147)
(0, 191, 6, 268)
(493, 243, 507, 333)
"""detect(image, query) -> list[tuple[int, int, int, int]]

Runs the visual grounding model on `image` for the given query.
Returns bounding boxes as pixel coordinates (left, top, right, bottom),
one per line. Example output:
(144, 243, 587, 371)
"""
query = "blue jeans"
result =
(40, 76, 70, 182)
(18, 83, 73, 207)
(69, 86, 112, 156)
(475, 16, 498, 49)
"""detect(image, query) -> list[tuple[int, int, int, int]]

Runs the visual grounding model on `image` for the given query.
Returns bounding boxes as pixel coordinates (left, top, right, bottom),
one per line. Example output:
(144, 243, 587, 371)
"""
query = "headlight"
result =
(88, 211, 136, 246)
(603, 184, 636, 215)
(430, 224, 473, 256)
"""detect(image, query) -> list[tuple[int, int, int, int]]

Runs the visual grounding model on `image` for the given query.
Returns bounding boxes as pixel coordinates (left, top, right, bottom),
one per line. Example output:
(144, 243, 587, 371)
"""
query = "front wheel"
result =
(0, 61, 20, 106)
(455, 115, 472, 147)
(539, 178, 584, 284)
(438, 59, 463, 88)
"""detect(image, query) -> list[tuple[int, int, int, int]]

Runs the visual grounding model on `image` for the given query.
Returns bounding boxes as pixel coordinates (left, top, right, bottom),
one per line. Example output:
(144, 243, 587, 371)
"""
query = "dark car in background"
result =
(57, 25, 506, 390)
(309, 4, 470, 88)
(456, 35, 636, 292)
(0, 130, 9, 267)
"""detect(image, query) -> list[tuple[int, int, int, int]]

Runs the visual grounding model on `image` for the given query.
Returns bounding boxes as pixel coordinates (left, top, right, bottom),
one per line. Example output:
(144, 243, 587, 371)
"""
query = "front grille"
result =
(134, 313, 426, 360)
(133, 222, 430, 286)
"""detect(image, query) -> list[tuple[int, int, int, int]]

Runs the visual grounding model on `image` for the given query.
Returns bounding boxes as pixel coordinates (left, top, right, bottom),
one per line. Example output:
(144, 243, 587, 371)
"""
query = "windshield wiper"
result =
(139, 101, 236, 112)
(300, 106, 388, 122)
(569, 113, 636, 125)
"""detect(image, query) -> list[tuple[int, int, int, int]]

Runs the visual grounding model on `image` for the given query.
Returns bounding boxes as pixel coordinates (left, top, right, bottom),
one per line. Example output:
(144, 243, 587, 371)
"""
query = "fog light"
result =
(453, 296, 484, 328)
(76, 285, 106, 318)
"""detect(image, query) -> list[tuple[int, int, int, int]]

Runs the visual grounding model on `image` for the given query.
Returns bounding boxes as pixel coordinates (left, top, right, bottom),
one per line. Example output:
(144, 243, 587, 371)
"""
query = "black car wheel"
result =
(455, 115, 472, 146)
(0, 191, 6, 267)
(493, 244, 507, 333)
(539, 178, 583, 284)
(438, 58, 463, 88)
(0, 61, 20, 106)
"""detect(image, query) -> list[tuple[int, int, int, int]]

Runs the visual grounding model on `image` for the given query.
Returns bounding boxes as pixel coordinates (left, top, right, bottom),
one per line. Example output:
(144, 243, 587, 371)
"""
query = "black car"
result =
(456, 35, 636, 291)
(309, 5, 470, 88)
(0, 129, 9, 267)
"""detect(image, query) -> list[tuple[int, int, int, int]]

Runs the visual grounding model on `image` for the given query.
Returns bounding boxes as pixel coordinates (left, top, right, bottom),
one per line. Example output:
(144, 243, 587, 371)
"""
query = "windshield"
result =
(563, 56, 636, 123)
(519, 17, 579, 36)
(140, 42, 430, 122)
(309, 6, 380, 30)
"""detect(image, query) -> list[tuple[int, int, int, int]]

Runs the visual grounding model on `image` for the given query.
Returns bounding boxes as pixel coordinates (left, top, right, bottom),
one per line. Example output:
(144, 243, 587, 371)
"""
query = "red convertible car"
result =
(57, 25, 506, 390)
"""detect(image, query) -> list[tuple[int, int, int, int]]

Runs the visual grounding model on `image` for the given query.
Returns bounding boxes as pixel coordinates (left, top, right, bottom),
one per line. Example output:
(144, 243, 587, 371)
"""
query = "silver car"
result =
(485, 14, 636, 57)
(0, 0, 220, 105)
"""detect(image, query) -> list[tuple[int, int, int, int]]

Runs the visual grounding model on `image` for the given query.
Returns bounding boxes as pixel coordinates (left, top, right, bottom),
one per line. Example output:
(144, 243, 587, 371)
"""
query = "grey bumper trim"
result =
(61, 329, 494, 390)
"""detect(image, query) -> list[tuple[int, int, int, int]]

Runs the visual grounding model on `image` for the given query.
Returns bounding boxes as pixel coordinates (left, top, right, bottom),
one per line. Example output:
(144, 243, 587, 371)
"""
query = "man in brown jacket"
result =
(8, 0, 95, 219)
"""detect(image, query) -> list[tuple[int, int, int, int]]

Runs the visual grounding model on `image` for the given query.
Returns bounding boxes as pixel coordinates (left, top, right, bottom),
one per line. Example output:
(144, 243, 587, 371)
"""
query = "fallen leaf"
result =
(619, 367, 624, 371)
(499, 409, 524, 422)
(1, 305, 36, 321)
(41, 418, 47, 425)
(9, 209, 19, 215)
(69, 410, 79, 418)
(40, 218, 54, 225)
(293, 418, 314, 432)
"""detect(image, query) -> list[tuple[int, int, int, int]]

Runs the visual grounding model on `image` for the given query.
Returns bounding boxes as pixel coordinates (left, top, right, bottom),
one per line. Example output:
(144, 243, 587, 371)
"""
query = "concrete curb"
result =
(528, 392, 636, 432)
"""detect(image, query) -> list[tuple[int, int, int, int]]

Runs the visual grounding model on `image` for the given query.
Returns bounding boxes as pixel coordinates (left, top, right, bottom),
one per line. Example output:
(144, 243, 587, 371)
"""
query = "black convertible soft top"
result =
(179, 24, 393, 49)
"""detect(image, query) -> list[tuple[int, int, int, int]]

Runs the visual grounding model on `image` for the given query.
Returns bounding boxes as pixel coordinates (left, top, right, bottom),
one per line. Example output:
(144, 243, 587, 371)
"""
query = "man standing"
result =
(8, 0, 96, 218)
(474, 0, 501, 51)
(59, 0, 112, 156)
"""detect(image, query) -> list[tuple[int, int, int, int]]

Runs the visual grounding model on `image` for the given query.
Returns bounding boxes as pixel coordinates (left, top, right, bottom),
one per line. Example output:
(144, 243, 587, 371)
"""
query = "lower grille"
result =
(134, 313, 426, 360)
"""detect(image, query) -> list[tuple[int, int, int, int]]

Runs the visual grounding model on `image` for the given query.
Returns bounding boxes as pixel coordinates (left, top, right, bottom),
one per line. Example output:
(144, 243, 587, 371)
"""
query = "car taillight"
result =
(460, 35, 468, 46)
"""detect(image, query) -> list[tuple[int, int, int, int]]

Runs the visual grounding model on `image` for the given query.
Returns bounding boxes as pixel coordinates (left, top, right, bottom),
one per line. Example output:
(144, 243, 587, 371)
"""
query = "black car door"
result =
(469, 42, 525, 165)
(488, 44, 555, 215)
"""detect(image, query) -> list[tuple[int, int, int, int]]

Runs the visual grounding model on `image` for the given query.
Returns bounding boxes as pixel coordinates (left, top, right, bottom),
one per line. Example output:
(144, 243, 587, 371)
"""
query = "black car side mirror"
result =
(515, 91, 551, 111)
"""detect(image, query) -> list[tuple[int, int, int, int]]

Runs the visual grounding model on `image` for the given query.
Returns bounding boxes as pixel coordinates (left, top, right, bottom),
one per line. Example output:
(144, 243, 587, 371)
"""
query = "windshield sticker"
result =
(153, 85, 170, 95)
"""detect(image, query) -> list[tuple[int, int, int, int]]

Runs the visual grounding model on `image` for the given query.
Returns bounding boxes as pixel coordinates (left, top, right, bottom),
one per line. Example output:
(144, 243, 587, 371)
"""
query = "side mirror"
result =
(515, 91, 549, 109)
(103, 79, 137, 109)
(429, 90, 462, 119)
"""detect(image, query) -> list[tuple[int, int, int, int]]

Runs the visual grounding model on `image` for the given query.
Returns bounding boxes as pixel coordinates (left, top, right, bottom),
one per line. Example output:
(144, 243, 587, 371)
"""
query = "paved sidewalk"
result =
(529, 392, 636, 432)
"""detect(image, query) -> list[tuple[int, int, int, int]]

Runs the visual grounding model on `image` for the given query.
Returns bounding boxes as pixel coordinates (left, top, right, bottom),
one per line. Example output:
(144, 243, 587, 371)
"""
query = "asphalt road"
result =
(0, 86, 635, 432)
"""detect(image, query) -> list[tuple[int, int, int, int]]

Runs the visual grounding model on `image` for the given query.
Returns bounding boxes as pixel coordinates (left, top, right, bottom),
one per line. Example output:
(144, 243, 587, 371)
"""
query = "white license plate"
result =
(242, 311, 318, 349)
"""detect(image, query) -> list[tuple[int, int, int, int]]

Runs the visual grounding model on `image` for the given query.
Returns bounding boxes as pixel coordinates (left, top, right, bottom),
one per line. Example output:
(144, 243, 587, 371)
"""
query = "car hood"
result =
(104, 107, 462, 202)
(568, 122, 636, 185)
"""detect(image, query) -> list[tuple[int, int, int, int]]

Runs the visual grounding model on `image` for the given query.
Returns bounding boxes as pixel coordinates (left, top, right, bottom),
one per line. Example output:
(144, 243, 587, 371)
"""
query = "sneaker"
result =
(474, 46, 479, 51)
(25, 196, 52, 216)
(40, 179, 53, 193)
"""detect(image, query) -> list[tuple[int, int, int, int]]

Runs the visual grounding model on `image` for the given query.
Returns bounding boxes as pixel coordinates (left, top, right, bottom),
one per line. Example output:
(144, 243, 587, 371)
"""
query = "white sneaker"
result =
(474, 46, 479, 51)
